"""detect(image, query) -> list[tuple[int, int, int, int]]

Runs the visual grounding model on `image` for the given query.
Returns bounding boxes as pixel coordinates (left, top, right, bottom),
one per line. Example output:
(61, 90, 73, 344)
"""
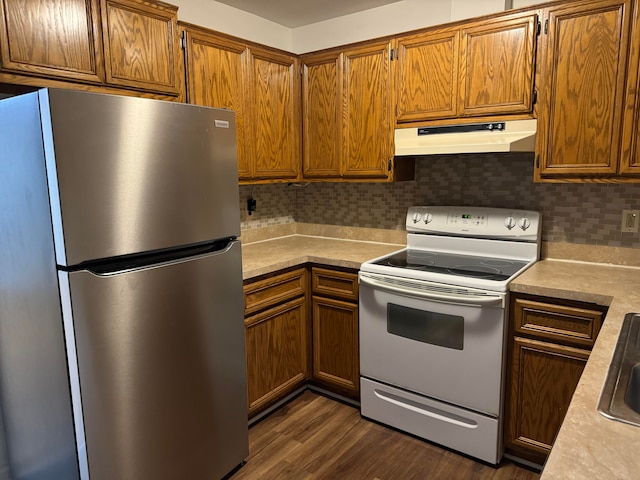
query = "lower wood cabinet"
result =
(243, 268, 309, 417)
(505, 293, 607, 465)
(311, 267, 359, 398)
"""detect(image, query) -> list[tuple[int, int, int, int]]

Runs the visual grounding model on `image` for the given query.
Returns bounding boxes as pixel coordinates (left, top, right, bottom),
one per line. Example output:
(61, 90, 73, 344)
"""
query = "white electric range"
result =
(359, 206, 541, 464)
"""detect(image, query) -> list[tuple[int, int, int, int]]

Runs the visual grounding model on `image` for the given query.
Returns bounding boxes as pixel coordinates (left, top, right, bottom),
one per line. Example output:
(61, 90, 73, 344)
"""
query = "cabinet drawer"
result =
(512, 297, 605, 348)
(311, 267, 358, 301)
(244, 268, 306, 316)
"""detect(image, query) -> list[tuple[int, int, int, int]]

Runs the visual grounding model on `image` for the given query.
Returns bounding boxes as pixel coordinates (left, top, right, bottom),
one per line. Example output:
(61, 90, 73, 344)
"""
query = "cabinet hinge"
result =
(544, 19, 548, 34)
(390, 48, 394, 61)
(536, 155, 540, 168)
(180, 30, 186, 50)
(536, 20, 541, 36)
(387, 159, 392, 171)
(532, 89, 538, 105)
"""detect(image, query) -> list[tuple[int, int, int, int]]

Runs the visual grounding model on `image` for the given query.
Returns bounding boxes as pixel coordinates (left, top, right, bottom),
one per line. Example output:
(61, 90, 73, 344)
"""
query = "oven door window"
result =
(387, 303, 464, 350)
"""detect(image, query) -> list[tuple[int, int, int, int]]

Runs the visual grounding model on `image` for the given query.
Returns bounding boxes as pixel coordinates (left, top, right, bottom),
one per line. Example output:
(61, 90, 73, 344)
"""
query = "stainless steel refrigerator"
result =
(0, 89, 249, 480)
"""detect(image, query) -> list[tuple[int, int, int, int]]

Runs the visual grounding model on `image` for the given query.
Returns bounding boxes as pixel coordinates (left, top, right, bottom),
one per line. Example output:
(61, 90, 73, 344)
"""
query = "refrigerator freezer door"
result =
(59, 241, 248, 480)
(40, 89, 240, 267)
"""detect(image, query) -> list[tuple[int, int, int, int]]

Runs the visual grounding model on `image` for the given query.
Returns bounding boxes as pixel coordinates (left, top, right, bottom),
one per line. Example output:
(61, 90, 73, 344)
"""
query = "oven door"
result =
(359, 272, 507, 416)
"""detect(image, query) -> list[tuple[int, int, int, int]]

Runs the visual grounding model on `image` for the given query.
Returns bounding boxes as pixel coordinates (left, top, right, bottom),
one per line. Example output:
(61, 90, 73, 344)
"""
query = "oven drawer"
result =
(360, 378, 502, 465)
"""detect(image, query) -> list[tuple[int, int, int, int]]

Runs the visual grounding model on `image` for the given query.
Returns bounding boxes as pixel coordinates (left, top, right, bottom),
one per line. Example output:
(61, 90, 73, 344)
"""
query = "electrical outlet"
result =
(621, 210, 640, 233)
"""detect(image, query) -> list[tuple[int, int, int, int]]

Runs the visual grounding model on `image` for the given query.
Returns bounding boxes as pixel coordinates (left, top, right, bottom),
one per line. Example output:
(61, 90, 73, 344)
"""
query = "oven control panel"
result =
(406, 206, 541, 241)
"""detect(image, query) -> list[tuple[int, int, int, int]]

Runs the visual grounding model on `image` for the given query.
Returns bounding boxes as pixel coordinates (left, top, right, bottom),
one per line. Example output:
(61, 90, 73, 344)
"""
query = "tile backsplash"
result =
(240, 153, 640, 249)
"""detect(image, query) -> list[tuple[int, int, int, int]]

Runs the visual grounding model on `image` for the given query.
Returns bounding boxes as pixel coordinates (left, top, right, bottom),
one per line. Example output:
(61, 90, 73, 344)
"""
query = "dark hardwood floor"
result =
(230, 390, 541, 480)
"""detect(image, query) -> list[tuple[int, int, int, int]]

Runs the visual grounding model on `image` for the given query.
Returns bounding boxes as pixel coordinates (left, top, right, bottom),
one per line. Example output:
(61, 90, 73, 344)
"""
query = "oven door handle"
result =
(359, 273, 504, 306)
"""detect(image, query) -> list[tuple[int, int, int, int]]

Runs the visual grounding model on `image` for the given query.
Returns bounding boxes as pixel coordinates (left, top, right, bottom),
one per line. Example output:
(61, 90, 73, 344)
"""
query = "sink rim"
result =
(597, 312, 640, 427)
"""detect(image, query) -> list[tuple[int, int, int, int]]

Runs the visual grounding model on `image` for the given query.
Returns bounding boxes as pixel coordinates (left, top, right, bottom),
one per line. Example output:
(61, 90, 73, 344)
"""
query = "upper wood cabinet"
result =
(101, 0, 180, 95)
(0, 0, 104, 83)
(459, 12, 537, 117)
(394, 28, 459, 122)
(182, 24, 300, 183)
(620, 0, 640, 175)
(301, 51, 342, 178)
(535, 0, 635, 180)
(0, 0, 180, 96)
(301, 43, 413, 182)
(342, 41, 394, 179)
(182, 26, 250, 179)
(247, 47, 300, 180)
(394, 11, 537, 124)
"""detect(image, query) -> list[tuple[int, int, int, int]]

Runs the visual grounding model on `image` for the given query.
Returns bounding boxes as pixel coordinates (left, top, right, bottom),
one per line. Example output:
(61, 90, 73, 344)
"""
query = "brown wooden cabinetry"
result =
(101, 0, 180, 95)
(0, 0, 180, 96)
(505, 293, 607, 465)
(243, 268, 309, 417)
(621, 0, 640, 174)
(247, 46, 300, 180)
(302, 43, 413, 182)
(0, 0, 104, 83)
(301, 51, 342, 178)
(394, 11, 537, 124)
(310, 267, 359, 398)
(182, 26, 250, 179)
(342, 41, 394, 179)
(182, 24, 300, 183)
(534, 0, 637, 181)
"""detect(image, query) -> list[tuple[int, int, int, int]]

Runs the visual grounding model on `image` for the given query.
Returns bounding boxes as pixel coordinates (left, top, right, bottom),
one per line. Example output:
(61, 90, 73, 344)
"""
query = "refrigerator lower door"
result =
(59, 240, 248, 480)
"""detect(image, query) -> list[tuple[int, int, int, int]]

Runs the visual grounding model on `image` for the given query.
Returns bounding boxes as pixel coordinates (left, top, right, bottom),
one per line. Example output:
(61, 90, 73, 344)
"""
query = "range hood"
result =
(394, 119, 537, 156)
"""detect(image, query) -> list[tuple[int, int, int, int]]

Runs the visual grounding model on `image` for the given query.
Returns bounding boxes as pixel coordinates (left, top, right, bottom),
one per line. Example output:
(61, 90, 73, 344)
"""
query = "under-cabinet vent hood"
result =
(394, 119, 537, 156)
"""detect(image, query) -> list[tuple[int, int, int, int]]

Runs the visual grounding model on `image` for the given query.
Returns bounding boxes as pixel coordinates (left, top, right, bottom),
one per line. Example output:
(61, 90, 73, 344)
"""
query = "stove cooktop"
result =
(371, 249, 529, 282)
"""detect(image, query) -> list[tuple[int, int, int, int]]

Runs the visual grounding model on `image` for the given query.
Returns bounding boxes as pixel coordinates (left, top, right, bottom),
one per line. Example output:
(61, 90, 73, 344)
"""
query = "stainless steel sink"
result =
(598, 313, 640, 426)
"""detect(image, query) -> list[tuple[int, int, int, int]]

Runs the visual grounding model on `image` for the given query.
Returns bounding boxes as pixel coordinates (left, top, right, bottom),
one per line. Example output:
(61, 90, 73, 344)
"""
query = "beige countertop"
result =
(510, 260, 640, 479)
(241, 234, 403, 280)
(241, 232, 640, 478)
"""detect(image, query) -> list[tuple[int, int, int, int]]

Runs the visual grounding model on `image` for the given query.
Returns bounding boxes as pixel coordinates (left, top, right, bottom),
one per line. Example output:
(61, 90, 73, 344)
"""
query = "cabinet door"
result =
(459, 12, 537, 117)
(312, 296, 359, 397)
(301, 51, 342, 178)
(536, 0, 632, 178)
(245, 297, 308, 416)
(342, 41, 393, 179)
(183, 28, 250, 179)
(394, 28, 459, 122)
(247, 47, 300, 180)
(101, 0, 179, 94)
(505, 336, 589, 465)
(620, 0, 640, 175)
(0, 0, 103, 83)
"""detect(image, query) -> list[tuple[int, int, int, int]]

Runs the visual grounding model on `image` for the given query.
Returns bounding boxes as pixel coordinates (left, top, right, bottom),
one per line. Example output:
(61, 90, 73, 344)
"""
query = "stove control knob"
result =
(412, 212, 422, 224)
(519, 217, 531, 231)
(424, 212, 433, 224)
(504, 216, 516, 230)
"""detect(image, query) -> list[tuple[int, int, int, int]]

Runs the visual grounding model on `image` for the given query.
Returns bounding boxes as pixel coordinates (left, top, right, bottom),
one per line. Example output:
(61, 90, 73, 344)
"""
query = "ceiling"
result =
(215, 0, 403, 28)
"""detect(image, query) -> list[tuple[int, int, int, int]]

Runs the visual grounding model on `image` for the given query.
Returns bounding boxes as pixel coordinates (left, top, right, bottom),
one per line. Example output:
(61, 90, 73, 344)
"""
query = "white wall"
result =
(293, 0, 513, 54)
(171, 0, 539, 54)
(170, 0, 293, 51)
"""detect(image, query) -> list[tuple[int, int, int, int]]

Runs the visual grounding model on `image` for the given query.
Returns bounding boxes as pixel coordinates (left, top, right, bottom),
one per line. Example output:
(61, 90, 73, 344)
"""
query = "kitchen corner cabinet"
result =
(534, 0, 637, 181)
(182, 24, 300, 183)
(394, 11, 537, 123)
(243, 268, 309, 417)
(0, 0, 104, 83)
(101, 0, 180, 95)
(310, 267, 359, 398)
(181, 26, 251, 179)
(505, 293, 607, 465)
(247, 46, 300, 180)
